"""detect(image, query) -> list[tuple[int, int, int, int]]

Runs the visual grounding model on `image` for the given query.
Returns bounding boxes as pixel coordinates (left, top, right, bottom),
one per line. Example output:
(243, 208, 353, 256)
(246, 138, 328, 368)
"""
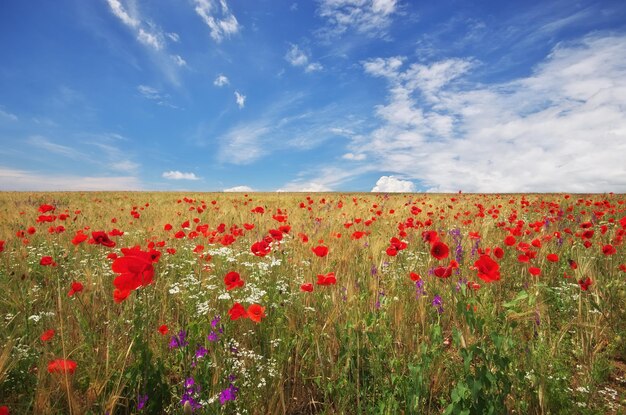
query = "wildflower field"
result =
(1, 191, 625, 414)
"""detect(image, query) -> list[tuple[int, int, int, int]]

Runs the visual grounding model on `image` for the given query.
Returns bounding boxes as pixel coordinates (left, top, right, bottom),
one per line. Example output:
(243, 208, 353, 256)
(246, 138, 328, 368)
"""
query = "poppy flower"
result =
(158, 324, 169, 335)
(504, 235, 516, 246)
(228, 303, 247, 320)
(474, 255, 501, 283)
(351, 231, 366, 240)
(433, 266, 452, 278)
(68, 281, 84, 297)
(529, 267, 541, 276)
(422, 231, 439, 244)
(568, 259, 578, 270)
(40, 256, 56, 266)
(467, 281, 481, 291)
(312, 245, 329, 257)
(164, 223, 173, 231)
(251, 240, 271, 257)
(618, 264, 626, 272)
(112, 248, 155, 296)
(493, 247, 504, 259)
(300, 283, 314, 292)
(0, 405, 8, 415)
(224, 271, 244, 290)
(38, 204, 55, 213)
(247, 304, 266, 323)
(430, 242, 449, 260)
(578, 277, 593, 291)
(40, 329, 55, 341)
(0, 240, 4, 253)
(243, 223, 255, 230)
(47, 359, 77, 374)
(71, 231, 88, 245)
(90, 231, 116, 248)
(316, 272, 336, 286)
(602, 244, 616, 256)
(410, 272, 421, 281)
(386, 246, 398, 256)
(113, 288, 131, 303)
(546, 253, 559, 262)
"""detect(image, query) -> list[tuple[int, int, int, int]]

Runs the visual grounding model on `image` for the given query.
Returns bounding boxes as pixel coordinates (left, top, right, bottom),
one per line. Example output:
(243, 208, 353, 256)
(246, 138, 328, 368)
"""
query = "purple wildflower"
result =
(211, 315, 221, 328)
(415, 279, 425, 299)
(137, 394, 148, 411)
(432, 295, 444, 314)
(169, 330, 188, 349)
(219, 384, 238, 405)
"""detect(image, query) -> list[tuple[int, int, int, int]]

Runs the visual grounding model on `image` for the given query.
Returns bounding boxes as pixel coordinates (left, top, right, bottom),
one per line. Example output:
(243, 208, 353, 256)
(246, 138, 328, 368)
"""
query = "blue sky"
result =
(1, 0, 625, 192)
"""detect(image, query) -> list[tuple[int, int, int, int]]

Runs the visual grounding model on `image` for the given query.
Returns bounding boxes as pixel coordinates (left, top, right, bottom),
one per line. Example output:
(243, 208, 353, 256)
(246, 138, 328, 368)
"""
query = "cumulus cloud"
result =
(371, 176, 415, 192)
(234, 91, 246, 108)
(162, 170, 200, 180)
(193, 0, 240, 43)
(357, 34, 626, 192)
(223, 185, 254, 192)
(317, 0, 398, 38)
(214, 74, 230, 86)
(285, 44, 323, 73)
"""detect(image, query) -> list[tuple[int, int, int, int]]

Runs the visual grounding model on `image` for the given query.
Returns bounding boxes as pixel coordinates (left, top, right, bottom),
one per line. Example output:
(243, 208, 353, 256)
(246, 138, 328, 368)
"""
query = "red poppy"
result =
(493, 247, 504, 259)
(578, 277, 593, 291)
(529, 267, 541, 276)
(568, 259, 578, 270)
(410, 272, 421, 281)
(251, 240, 271, 257)
(618, 264, 626, 272)
(504, 235, 516, 246)
(90, 231, 116, 247)
(312, 245, 329, 257)
(247, 304, 266, 323)
(164, 223, 173, 231)
(228, 303, 247, 320)
(40, 329, 55, 342)
(386, 246, 398, 256)
(316, 272, 336, 286)
(269, 229, 283, 241)
(38, 204, 55, 213)
(467, 281, 481, 291)
(0, 240, 4, 253)
(422, 231, 439, 244)
(433, 266, 452, 278)
(351, 231, 366, 240)
(243, 223, 255, 230)
(47, 359, 77, 374)
(113, 288, 131, 303)
(0, 405, 8, 415)
(40, 256, 56, 266)
(546, 253, 559, 262)
(71, 231, 88, 245)
(158, 324, 169, 335)
(300, 283, 314, 292)
(27, 226, 36, 235)
(224, 271, 244, 290)
(430, 241, 449, 260)
(474, 255, 501, 283)
(68, 281, 84, 297)
(112, 246, 157, 302)
(602, 244, 616, 256)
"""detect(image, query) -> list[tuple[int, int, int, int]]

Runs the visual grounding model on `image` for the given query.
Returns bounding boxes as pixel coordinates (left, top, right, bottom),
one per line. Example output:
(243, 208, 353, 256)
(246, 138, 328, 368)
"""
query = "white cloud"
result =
(106, 0, 139, 28)
(166, 32, 180, 42)
(234, 91, 246, 109)
(0, 108, 18, 121)
(214, 74, 230, 86)
(356, 34, 626, 192)
(162, 171, 200, 180)
(371, 176, 415, 192)
(0, 166, 141, 191)
(317, 0, 398, 38)
(342, 152, 367, 161)
(285, 44, 323, 73)
(171, 54, 187, 66)
(193, 0, 241, 43)
(218, 122, 270, 164)
(137, 28, 163, 50)
(137, 85, 177, 107)
(223, 185, 254, 192)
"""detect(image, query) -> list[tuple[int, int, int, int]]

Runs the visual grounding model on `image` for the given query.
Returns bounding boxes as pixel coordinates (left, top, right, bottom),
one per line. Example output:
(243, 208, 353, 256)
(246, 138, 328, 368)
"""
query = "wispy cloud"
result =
(162, 170, 200, 180)
(234, 91, 246, 109)
(137, 85, 177, 107)
(0, 108, 18, 121)
(285, 44, 323, 73)
(214, 74, 230, 86)
(193, 0, 241, 43)
(106, 0, 186, 84)
(0, 166, 141, 191)
(355, 34, 626, 192)
(218, 122, 270, 164)
(317, 0, 398, 38)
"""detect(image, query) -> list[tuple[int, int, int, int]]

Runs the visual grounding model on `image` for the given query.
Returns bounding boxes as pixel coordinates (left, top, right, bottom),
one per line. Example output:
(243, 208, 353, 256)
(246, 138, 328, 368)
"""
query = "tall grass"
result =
(0, 192, 625, 414)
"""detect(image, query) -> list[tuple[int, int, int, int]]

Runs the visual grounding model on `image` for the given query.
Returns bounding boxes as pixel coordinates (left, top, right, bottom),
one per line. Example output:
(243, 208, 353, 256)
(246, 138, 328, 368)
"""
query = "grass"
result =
(0, 191, 625, 414)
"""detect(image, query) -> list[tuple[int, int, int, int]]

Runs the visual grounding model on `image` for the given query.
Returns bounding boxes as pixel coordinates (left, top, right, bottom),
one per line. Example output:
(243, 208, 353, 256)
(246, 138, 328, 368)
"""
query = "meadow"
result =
(0, 191, 625, 414)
